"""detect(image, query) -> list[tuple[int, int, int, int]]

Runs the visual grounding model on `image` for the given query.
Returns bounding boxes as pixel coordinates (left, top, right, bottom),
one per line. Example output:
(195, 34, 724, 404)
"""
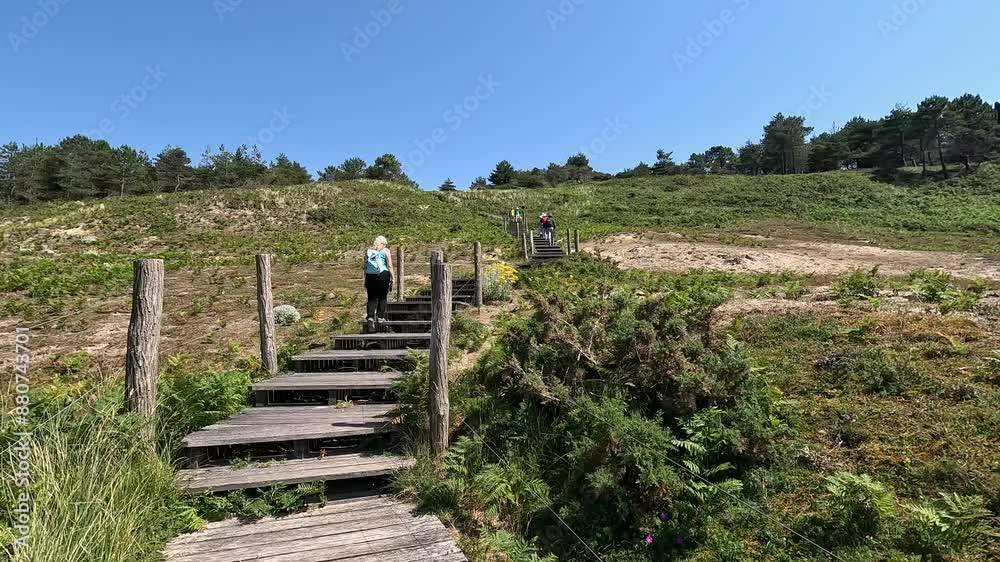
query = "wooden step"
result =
(333, 333, 431, 350)
(182, 404, 396, 450)
(362, 320, 432, 333)
(164, 495, 466, 561)
(384, 309, 433, 321)
(254, 372, 403, 392)
(176, 452, 415, 494)
(292, 348, 420, 371)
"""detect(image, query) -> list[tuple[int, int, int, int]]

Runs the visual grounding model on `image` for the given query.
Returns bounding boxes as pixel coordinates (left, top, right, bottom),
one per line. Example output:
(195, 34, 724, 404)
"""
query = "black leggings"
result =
(365, 271, 391, 319)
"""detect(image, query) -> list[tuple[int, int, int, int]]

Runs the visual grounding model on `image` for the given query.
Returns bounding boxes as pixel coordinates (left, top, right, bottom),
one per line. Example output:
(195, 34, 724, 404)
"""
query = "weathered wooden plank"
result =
(253, 372, 403, 391)
(168, 497, 395, 545)
(292, 349, 418, 361)
(167, 518, 450, 561)
(177, 453, 414, 493)
(182, 404, 396, 448)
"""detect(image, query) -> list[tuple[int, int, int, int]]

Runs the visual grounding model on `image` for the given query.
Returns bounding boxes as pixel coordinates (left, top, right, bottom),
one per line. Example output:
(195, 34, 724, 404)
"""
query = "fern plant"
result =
(903, 493, 996, 560)
(822, 472, 896, 542)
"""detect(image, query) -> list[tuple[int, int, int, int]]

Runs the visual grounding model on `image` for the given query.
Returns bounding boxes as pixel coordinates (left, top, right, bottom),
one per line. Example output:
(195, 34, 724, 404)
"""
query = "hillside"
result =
(0, 180, 507, 316)
(456, 167, 1000, 254)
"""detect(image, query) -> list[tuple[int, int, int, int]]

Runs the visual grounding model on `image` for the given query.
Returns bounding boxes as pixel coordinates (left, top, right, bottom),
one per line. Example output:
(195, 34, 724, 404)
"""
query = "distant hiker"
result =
(545, 212, 556, 245)
(515, 207, 523, 222)
(539, 213, 553, 245)
(363, 235, 394, 333)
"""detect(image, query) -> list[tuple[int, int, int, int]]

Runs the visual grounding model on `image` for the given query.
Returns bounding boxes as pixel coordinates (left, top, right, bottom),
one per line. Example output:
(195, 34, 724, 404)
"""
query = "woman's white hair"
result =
(373, 235, 388, 247)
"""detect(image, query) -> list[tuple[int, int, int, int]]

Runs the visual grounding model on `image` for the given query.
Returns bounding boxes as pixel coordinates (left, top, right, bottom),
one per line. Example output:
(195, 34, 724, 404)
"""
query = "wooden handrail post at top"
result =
(256, 254, 278, 374)
(396, 246, 405, 301)
(521, 231, 529, 261)
(565, 228, 571, 254)
(529, 229, 535, 255)
(428, 256, 452, 458)
(473, 241, 483, 307)
(124, 258, 164, 438)
(575, 229, 580, 253)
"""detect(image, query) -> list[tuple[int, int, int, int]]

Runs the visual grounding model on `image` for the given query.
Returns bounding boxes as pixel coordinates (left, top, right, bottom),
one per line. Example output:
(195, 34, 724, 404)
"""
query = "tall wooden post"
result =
(396, 246, 405, 301)
(515, 220, 521, 240)
(256, 254, 278, 374)
(125, 259, 164, 438)
(521, 231, 529, 261)
(429, 257, 452, 458)
(473, 241, 483, 307)
(574, 229, 580, 253)
(565, 228, 571, 254)
(529, 230, 536, 256)
(503, 217, 509, 235)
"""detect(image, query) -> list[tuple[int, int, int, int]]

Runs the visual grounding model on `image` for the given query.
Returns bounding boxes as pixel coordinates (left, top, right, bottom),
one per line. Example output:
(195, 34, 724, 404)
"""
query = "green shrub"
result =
(817, 348, 923, 395)
(833, 267, 882, 301)
(908, 269, 980, 312)
(189, 483, 325, 522)
(451, 313, 490, 353)
(273, 304, 301, 325)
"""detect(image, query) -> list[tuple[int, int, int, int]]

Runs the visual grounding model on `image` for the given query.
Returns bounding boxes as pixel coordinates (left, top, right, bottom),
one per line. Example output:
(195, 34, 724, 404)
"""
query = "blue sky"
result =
(2, 0, 999, 189)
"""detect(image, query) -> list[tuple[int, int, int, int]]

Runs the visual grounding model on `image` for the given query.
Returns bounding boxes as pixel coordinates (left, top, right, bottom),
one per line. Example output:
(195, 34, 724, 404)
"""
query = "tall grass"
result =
(0, 382, 198, 561)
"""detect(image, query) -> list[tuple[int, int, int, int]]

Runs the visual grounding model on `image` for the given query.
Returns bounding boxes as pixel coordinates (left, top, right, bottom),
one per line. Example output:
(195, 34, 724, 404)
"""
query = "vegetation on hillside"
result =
(0, 181, 508, 317)
(457, 166, 1000, 254)
(395, 256, 999, 561)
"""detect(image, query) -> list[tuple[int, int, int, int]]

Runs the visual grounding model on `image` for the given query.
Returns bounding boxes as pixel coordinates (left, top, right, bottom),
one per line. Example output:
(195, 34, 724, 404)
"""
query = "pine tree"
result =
(270, 153, 312, 186)
(154, 146, 193, 192)
(438, 177, 457, 191)
(489, 160, 516, 186)
(469, 176, 488, 190)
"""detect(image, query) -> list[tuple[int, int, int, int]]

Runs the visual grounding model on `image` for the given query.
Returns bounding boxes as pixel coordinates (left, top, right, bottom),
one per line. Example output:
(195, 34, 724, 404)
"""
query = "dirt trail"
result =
(585, 233, 1000, 280)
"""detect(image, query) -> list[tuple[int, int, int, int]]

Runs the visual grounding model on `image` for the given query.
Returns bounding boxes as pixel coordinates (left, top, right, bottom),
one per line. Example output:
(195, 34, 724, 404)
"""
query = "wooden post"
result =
(521, 231, 529, 261)
(429, 258, 452, 458)
(396, 246, 405, 301)
(473, 241, 483, 307)
(565, 228, 571, 254)
(125, 259, 164, 437)
(529, 230, 535, 256)
(503, 217, 509, 235)
(574, 229, 580, 253)
(256, 254, 278, 375)
(515, 220, 521, 239)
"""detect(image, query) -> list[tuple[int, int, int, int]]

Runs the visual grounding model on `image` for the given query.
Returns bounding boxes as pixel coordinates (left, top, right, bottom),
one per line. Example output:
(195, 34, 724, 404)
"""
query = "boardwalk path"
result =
(166, 220, 567, 561)
(165, 276, 477, 561)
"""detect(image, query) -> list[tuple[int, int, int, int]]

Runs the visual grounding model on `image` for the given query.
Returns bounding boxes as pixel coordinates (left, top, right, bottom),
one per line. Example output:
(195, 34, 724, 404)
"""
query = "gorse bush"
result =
(451, 313, 490, 352)
(397, 257, 794, 561)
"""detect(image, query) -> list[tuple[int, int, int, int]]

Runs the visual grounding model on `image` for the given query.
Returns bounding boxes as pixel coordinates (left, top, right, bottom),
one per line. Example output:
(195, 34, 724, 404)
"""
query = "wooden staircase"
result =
(167, 278, 476, 561)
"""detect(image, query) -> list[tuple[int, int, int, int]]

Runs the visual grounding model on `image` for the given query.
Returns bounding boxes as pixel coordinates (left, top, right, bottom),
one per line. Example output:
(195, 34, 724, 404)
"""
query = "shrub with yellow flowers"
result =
(483, 262, 519, 302)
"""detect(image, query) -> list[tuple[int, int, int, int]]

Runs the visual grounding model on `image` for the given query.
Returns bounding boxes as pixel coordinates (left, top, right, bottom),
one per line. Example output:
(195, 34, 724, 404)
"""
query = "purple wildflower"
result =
(675, 534, 685, 545)
(658, 511, 671, 522)
(644, 535, 654, 545)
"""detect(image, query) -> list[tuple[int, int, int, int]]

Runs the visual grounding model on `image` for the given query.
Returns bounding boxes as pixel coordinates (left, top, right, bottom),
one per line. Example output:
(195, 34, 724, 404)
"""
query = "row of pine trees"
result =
(3, 93, 997, 203)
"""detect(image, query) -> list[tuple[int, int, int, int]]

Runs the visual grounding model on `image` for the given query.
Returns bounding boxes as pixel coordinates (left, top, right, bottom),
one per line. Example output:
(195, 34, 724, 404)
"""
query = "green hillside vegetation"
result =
(395, 257, 999, 561)
(0, 180, 506, 317)
(456, 166, 1000, 254)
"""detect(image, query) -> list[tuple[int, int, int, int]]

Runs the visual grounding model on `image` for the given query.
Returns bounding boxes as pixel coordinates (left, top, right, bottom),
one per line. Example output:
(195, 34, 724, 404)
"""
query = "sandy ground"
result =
(585, 233, 1000, 280)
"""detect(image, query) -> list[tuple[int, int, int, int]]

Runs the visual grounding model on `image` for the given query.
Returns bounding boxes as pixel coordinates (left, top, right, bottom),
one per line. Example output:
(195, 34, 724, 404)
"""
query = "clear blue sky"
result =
(2, 0, 998, 189)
